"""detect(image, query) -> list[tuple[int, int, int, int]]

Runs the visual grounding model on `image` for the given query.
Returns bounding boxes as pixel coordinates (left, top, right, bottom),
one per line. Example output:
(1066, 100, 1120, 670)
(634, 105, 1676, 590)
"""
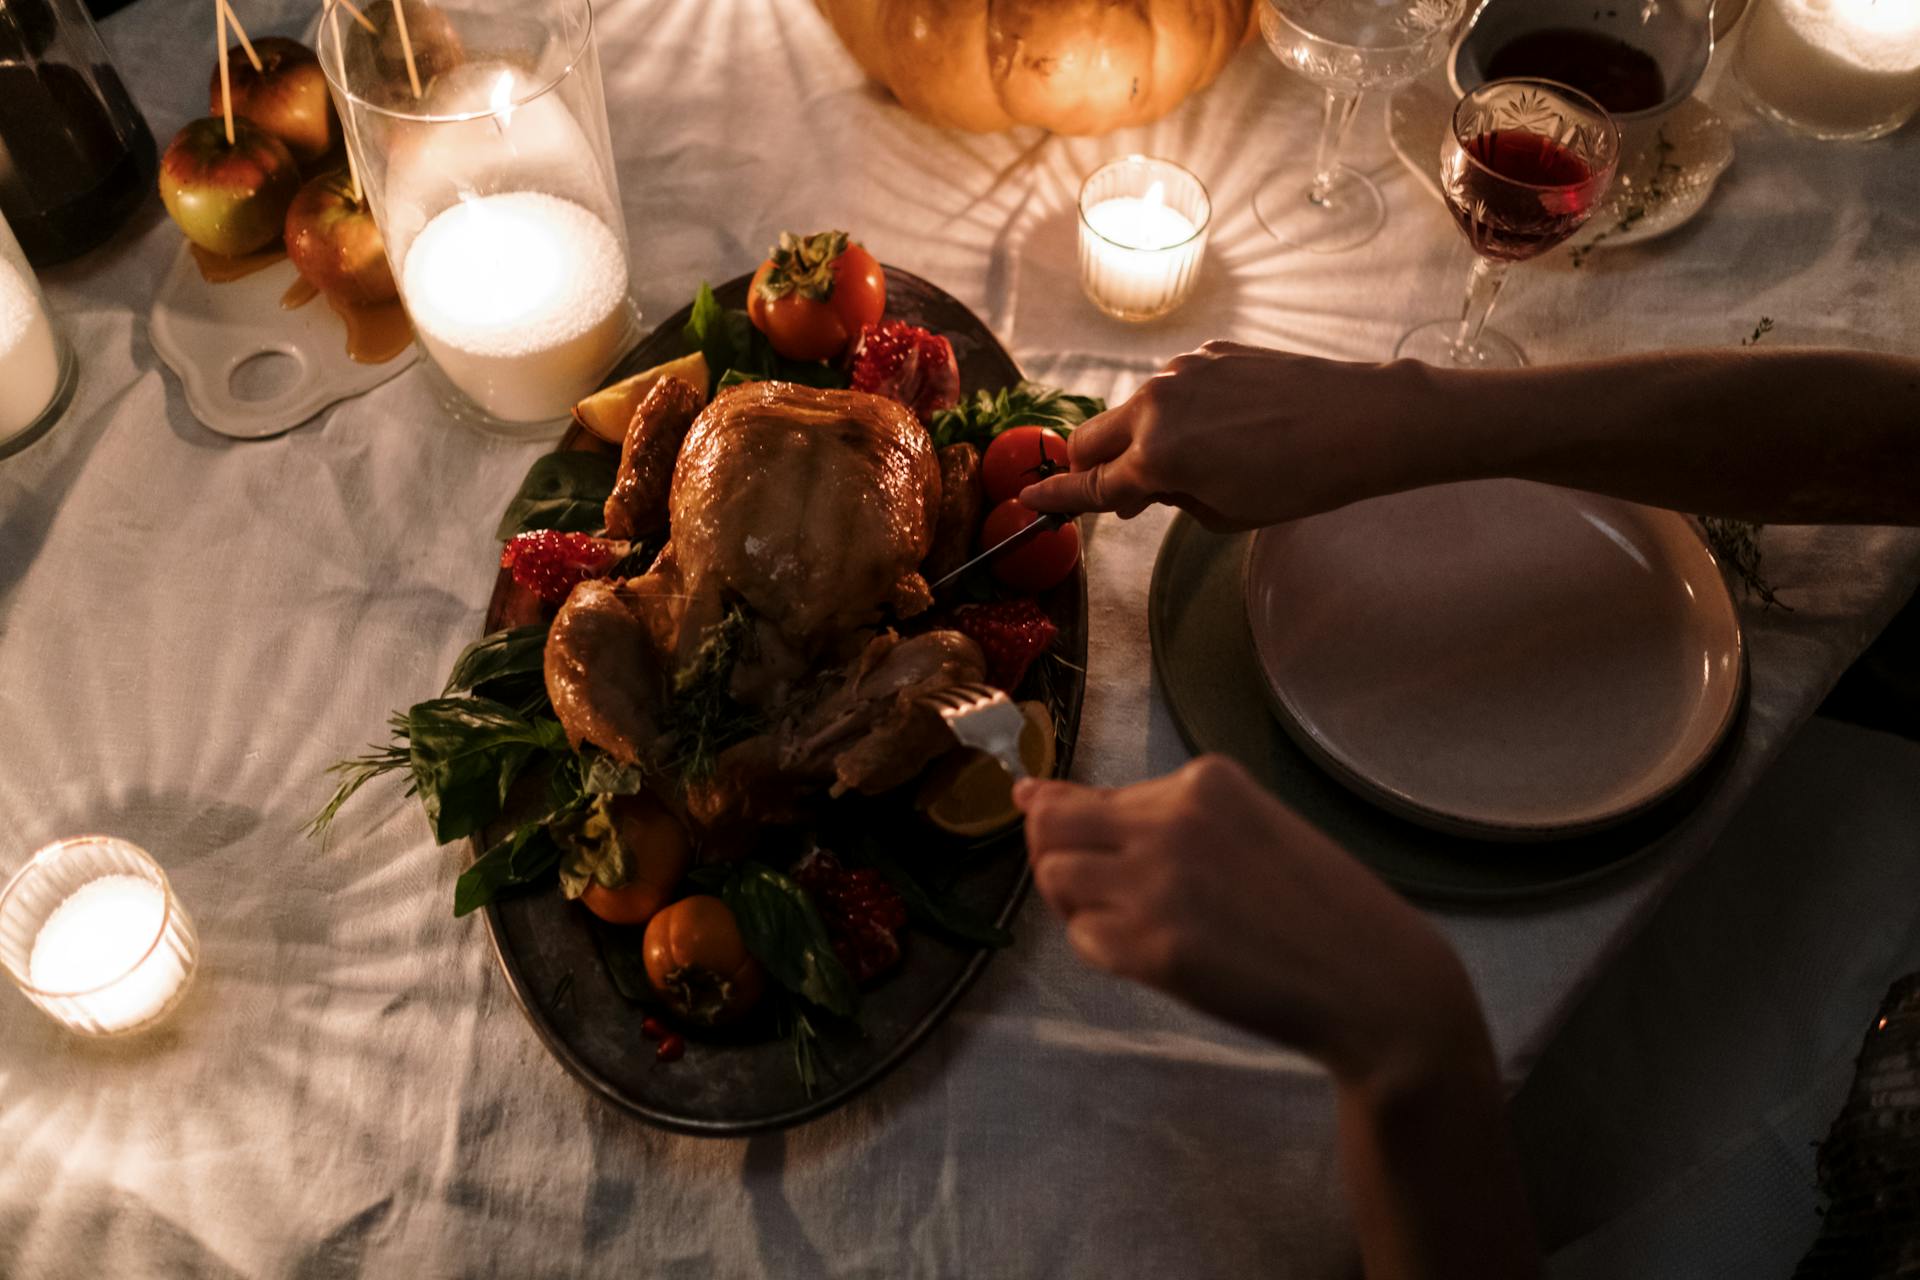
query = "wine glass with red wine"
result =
(1395, 78, 1619, 368)
(1254, 0, 1470, 255)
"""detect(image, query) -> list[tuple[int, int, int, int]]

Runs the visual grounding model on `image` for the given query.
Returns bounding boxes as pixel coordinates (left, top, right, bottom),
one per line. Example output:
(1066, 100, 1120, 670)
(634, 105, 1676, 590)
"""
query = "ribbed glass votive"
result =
(1077, 155, 1211, 323)
(0, 836, 199, 1036)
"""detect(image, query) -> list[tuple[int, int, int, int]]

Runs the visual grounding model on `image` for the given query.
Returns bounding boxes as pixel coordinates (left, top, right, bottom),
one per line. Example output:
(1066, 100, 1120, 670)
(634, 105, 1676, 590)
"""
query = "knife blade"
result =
(930, 512, 1068, 592)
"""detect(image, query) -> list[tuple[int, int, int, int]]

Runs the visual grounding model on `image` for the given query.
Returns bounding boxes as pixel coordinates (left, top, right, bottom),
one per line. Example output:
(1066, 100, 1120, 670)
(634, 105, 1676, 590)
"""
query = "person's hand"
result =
(1019, 341, 1453, 531)
(1015, 755, 1483, 1090)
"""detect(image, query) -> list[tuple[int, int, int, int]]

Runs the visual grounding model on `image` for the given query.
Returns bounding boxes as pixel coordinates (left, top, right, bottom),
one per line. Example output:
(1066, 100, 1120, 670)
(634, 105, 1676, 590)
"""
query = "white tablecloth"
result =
(2, 1, 1917, 1276)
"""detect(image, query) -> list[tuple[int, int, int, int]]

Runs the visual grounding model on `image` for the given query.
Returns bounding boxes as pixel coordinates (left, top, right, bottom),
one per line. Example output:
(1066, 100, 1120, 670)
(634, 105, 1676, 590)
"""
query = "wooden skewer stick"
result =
(221, 0, 264, 72)
(389, 0, 422, 100)
(326, 2, 365, 204)
(331, 0, 379, 37)
(216, 0, 235, 145)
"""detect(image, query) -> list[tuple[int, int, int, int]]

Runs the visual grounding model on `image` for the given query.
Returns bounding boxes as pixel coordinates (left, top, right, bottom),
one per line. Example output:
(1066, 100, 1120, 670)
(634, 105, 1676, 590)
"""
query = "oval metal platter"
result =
(475, 267, 1087, 1135)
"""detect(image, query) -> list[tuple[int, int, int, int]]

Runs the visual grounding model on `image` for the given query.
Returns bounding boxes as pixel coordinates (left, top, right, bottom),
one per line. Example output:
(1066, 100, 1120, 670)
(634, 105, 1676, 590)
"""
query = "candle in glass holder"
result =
(1736, 0, 1920, 141)
(0, 836, 199, 1036)
(1078, 156, 1211, 322)
(401, 191, 630, 423)
(0, 209, 73, 457)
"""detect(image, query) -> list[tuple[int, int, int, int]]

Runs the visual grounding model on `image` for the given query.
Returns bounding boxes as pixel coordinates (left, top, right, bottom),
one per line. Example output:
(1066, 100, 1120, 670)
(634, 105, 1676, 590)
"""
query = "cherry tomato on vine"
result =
(980, 498, 1081, 595)
(578, 795, 691, 926)
(747, 230, 886, 362)
(643, 895, 766, 1026)
(982, 426, 1070, 506)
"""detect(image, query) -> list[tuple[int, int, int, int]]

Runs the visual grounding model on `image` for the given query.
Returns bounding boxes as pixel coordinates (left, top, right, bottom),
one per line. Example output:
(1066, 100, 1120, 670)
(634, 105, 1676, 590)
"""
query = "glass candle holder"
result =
(316, 0, 638, 437)
(1734, 0, 1920, 141)
(1077, 156, 1211, 323)
(0, 836, 199, 1036)
(0, 209, 76, 460)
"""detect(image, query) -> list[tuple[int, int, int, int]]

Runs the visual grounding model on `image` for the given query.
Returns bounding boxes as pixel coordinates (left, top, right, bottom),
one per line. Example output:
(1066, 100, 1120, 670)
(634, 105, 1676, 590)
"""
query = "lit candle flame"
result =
(1144, 180, 1167, 211)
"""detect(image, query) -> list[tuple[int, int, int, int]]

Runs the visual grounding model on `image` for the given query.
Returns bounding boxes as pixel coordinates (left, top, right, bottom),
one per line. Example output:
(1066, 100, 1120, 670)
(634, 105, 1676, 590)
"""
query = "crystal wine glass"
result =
(1254, 0, 1469, 254)
(1395, 79, 1620, 367)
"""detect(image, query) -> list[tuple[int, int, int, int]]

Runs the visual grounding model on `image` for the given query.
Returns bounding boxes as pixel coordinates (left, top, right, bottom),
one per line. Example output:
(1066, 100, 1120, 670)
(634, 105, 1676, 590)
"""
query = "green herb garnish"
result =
(929, 381, 1105, 450)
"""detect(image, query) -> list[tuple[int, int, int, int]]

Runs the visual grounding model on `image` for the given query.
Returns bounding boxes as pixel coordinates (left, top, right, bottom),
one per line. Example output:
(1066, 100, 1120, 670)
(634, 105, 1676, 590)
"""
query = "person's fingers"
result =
(1063, 408, 1134, 469)
(1018, 778, 1126, 854)
(1063, 910, 1134, 974)
(1018, 466, 1109, 513)
(1029, 849, 1121, 918)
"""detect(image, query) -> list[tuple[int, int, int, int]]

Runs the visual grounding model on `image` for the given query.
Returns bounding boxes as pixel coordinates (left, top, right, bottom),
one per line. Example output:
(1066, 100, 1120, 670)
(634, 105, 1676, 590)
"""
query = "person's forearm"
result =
(1332, 959, 1540, 1280)
(1414, 349, 1920, 524)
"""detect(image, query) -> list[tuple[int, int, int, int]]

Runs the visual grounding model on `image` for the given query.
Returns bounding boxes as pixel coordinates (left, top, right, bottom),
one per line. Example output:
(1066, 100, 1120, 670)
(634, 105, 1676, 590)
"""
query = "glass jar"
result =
(1735, 0, 1920, 142)
(0, 209, 75, 459)
(0, 0, 158, 267)
(315, 0, 638, 436)
(1077, 156, 1212, 323)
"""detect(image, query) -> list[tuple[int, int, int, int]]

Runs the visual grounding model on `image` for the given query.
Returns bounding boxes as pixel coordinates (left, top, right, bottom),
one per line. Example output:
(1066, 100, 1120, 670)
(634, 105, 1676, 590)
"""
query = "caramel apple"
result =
(158, 117, 300, 257)
(209, 36, 340, 169)
(284, 168, 396, 305)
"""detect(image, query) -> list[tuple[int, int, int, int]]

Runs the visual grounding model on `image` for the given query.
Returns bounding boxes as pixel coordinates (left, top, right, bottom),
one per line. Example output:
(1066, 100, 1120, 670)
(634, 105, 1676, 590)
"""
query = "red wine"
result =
(1444, 131, 1601, 261)
(1484, 28, 1666, 115)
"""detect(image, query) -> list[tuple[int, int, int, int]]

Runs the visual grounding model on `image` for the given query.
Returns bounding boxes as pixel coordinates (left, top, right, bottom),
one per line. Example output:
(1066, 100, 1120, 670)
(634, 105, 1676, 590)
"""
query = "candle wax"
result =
(402, 191, 629, 423)
(1085, 195, 1199, 251)
(1740, 0, 1920, 138)
(0, 256, 60, 438)
(1079, 182, 1206, 321)
(28, 874, 183, 1032)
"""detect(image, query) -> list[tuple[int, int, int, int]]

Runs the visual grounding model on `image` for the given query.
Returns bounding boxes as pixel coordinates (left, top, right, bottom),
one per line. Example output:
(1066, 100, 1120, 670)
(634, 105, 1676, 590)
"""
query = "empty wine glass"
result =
(1255, 0, 1469, 254)
(1396, 79, 1619, 367)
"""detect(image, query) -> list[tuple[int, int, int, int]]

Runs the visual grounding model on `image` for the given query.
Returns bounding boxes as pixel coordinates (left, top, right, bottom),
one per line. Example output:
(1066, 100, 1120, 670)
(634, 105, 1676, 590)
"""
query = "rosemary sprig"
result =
(787, 1003, 824, 1098)
(660, 605, 767, 780)
(306, 711, 413, 843)
(1698, 317, 1791, 610)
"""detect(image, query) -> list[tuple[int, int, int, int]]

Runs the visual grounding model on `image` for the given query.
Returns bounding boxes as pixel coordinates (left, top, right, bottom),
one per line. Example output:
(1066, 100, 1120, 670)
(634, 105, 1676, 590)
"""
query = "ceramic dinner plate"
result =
(1243, 480, 1744, 841)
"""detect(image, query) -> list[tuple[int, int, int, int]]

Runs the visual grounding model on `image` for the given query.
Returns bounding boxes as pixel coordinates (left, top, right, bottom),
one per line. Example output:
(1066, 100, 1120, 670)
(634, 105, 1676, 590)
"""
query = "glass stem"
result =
(1451, 257, 1512, 363)
(1309, 90, 1364, 206)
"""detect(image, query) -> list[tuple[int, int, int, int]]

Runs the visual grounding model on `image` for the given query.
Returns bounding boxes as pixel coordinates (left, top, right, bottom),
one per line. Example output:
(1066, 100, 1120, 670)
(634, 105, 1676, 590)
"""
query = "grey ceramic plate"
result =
(476, 268, 1087, 1134)
(1148, 513, 1744, 902)
(1243, 482, 1746, 841)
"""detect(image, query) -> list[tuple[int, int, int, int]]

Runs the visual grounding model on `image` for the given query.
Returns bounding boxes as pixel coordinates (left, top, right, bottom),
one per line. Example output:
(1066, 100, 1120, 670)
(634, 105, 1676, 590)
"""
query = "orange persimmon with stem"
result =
(747, 230, 885, 362)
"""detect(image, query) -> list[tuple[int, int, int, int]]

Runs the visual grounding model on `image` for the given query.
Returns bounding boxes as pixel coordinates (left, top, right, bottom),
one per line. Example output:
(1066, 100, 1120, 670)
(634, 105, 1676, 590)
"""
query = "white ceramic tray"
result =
(150, 240, 416, 440)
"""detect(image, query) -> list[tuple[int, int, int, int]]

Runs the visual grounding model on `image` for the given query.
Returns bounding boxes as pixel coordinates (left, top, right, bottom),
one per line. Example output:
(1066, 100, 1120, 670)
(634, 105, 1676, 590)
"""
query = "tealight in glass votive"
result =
(0, 209, 76, 460)
(0, 836, 200, 1036)
(316, 0, 638, 437)
(1077, 156, 1211, 323)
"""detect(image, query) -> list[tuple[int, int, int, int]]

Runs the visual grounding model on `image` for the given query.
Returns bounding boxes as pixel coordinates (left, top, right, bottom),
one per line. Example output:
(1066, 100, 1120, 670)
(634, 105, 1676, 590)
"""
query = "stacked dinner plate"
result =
(1150, 479, 1749, 897)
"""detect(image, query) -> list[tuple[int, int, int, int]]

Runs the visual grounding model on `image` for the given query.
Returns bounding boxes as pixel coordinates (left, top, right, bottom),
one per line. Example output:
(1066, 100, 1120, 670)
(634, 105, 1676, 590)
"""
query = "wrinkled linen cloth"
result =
(2, 1, 1918, 1276)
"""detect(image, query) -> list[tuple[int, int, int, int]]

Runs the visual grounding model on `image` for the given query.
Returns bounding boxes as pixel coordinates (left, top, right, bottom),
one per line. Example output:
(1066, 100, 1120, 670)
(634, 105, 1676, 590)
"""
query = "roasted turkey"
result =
(545, 378, 986, 835)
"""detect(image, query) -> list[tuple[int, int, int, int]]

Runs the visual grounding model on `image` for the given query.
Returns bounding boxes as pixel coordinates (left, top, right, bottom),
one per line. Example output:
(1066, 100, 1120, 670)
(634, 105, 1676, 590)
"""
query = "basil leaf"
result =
(686, 863, 734, 893)
(591, 918, 654, 1002)
(683, 282, 736, 388)
(853, 845, 1012, 949)
(928, 381, 1106, 450)
(406, 698, 567, 843)
(444, 623, 551, 694)
(582, 751, 647, 797)
(455, 822, 561, 917)
(724, 864, 857, 1018)
(494, 452, 618, 540)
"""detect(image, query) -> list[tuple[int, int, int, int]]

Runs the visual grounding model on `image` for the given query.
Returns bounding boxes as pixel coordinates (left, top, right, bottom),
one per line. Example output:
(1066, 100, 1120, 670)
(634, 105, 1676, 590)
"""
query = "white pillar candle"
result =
(1077, 158, 1212, 322)
(400, 191, 630, 423)
(0, 250, 62, 442)
(1737, 0, 1920, 140)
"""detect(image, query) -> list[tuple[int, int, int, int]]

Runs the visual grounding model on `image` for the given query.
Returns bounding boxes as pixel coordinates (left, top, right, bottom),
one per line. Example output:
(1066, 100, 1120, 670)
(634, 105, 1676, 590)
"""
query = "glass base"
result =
(1253, 165, 1386, 254)
(1394, 320, 1527, 369)
(422, 300, 644, 442)
(0, 336, 77, 461)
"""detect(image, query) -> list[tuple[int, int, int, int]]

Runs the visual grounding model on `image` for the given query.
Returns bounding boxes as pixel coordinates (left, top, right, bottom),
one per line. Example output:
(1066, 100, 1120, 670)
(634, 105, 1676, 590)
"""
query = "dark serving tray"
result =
(476, 267, 1087, 1134)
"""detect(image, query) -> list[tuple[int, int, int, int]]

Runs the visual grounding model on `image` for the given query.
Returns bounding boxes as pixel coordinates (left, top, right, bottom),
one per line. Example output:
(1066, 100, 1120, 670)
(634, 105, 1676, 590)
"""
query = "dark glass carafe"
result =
(0, 0, 157, 267)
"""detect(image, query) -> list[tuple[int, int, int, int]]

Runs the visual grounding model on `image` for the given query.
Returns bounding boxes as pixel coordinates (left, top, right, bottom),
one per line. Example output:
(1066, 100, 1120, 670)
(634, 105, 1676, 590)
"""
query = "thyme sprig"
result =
(306, 711, 414, 843)
(660, 605, 767, 780)
(1571, 127, 1679, 268)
